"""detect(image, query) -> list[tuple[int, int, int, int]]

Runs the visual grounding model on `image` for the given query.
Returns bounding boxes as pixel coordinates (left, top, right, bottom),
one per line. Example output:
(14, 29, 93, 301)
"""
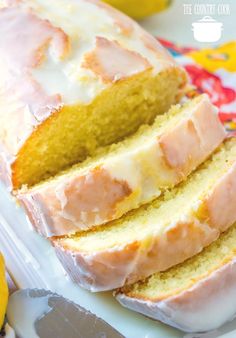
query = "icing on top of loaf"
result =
(0, 0, 176, 105)
(82, 37, 152, 83)
(0, 0, 176, 156)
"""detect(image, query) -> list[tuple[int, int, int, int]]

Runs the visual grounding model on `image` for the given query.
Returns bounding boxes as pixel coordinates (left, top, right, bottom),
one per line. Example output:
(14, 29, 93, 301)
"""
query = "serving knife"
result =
(7, 289, 124, 338)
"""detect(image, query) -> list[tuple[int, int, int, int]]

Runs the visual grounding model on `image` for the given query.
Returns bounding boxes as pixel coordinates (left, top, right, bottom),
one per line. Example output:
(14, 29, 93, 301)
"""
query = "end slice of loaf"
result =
(53, 138, 236, 291)
(0, 0, 187, 190)
(116, 221, 236, 333)
(18, 94, 225, 237)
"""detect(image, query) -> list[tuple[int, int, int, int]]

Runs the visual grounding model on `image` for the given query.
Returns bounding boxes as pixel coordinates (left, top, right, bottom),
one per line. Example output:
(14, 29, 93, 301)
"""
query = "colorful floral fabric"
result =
(160, 39, 236, 135)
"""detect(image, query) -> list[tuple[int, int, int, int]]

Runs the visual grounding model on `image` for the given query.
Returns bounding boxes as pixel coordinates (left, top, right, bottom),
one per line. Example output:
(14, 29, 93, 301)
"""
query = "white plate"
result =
(1, 183, 236, 338)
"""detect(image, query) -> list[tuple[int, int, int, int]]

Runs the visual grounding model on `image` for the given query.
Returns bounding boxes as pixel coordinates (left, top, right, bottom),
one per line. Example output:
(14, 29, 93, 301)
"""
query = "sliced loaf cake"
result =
(0, 0, 187, 190)
(116, 221, 236, 333)
(53, 138, 236, 291)
(18, 95, 225, 237)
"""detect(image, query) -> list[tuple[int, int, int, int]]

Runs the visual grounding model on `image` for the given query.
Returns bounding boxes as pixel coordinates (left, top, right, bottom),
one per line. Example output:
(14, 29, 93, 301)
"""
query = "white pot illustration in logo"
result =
(192, 16, 223, 42)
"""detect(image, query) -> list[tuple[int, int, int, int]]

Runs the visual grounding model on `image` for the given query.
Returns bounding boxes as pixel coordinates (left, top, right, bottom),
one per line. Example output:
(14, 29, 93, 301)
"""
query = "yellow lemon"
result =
(103, 0, 172, 19)
(0, 253, 8, 330)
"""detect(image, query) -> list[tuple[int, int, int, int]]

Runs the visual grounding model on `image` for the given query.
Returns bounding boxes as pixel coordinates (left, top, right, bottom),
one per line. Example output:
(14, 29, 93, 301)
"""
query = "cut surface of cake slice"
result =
(116, 222, 236, 333)
(53, 138, 236, 291)
(18, 94, 225, 237)
(0, 0, 187, 190)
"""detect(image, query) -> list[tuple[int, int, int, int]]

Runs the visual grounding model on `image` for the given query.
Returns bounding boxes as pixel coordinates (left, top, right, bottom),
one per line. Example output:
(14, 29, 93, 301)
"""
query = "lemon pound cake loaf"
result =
(0, 0, 187, 190)
(53, 138, 236, 291)
(18, 95, 225, 237)
(116, 222, 236, 333)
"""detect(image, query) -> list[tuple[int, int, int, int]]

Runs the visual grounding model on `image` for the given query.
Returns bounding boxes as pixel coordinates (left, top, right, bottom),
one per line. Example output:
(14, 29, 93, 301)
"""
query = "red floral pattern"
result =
(184, 64, 236, 107)
(159, 38, 236, 135)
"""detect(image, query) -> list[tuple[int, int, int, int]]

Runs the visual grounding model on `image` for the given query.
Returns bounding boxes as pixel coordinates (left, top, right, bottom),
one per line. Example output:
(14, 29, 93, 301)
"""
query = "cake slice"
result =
(53, 138, 236, 291)
(18, 95, 225, 237)
(0, 0, 187, 190)
(116, 221, 236, 333)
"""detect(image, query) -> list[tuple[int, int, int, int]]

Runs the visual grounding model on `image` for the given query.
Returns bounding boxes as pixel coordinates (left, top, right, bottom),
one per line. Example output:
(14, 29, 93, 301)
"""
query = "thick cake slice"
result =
(116, 222, 236, 333)
(18, 95, 225, 237)
(0, 0, 187, 190)
(53, 138, 236, 291)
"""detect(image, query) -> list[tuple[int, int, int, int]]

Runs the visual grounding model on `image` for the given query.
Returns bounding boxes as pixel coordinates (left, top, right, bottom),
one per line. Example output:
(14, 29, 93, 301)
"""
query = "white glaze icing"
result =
(116, 258, 236, 333)
(205, 161, 236, 231)
(9, 0, 176, 105)
(54, 216, 218, 291)
(54, 153, 236, 291)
